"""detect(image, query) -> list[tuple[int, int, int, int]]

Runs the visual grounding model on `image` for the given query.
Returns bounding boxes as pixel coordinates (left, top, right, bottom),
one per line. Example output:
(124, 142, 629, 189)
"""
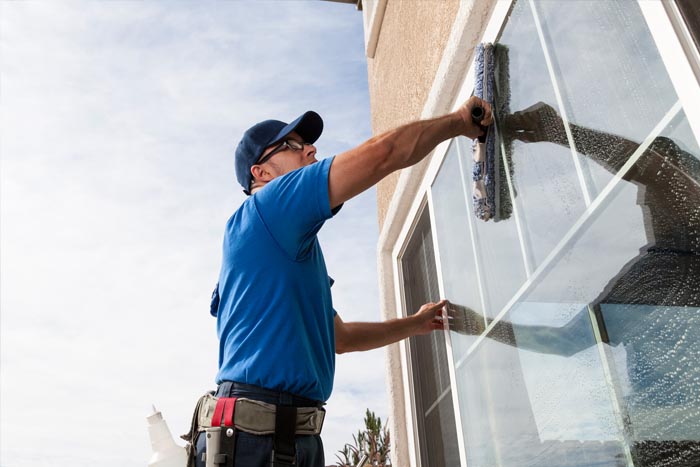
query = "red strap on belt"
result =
(211, 397, 238, 427)
(211, 398, 226, 427)
(224, 397, 237, 427)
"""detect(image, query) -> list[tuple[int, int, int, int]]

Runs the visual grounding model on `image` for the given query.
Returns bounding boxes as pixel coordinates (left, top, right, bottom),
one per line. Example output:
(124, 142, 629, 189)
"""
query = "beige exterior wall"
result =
(367, 0, 462, 230)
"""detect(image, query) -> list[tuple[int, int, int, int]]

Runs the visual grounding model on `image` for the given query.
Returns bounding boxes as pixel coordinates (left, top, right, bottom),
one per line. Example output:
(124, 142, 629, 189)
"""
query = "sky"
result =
(0, 2, 388, 465)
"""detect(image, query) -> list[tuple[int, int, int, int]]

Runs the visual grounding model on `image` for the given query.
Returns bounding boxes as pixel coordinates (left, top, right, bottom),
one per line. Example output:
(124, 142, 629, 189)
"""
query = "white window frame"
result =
(640, 1, 700, 139)
(392, 194, 430, 467)
(383, 1, 700, 466)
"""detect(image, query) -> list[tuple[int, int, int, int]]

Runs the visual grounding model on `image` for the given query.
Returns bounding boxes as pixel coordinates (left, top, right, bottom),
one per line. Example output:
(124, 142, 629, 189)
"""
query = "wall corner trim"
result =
(365, 0, 388, 59)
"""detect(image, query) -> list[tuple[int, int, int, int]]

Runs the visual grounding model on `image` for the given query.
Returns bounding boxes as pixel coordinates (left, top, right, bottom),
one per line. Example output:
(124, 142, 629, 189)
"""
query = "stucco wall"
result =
(367, 0, 462, 230)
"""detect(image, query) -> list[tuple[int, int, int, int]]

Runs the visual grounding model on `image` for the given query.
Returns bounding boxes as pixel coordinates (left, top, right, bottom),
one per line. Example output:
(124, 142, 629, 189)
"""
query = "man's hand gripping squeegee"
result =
(471, 105, 489, 143)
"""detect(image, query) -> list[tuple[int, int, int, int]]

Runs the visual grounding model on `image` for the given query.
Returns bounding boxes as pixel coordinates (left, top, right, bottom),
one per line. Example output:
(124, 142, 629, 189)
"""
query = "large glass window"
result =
(399, 205, 460, 467)
(425, 1, 700, 466)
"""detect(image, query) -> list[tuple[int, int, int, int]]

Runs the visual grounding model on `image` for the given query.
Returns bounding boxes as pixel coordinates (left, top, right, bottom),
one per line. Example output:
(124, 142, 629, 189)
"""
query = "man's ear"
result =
(250, 164, 274, 183)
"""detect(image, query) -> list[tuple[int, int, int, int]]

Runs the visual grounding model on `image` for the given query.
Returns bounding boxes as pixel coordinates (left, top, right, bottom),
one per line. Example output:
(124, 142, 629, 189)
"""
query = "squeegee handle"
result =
(471, 106, 488, 143)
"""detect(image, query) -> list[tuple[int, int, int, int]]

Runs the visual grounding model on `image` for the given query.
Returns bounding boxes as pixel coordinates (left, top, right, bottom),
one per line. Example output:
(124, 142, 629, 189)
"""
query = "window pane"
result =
(454, 107, 700, 466)
(456, 136, 528, 318)
(431, 141, 483, 360)
(429, 1, 700, 466)
(457, 313, 628, 467)
(495, 0, 589, 270)
(456, 179, 647, 467)
(593, 109, 700, 465)
(425, 395, 461, 467)
(400, 206, 459, 467)
(533, 0, 683, 197)
(458, 0, 604, 298)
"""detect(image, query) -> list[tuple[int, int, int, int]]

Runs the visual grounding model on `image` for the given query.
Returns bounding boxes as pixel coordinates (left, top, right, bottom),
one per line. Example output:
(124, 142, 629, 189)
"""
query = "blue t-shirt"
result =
(213, 156, 339, 402)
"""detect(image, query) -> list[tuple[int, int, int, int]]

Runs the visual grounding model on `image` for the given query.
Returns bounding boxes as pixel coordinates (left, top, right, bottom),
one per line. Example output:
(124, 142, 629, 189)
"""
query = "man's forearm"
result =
(375, 113, 466, 173)
(336, 317, 420, 354)
(327, 98, 489, 208)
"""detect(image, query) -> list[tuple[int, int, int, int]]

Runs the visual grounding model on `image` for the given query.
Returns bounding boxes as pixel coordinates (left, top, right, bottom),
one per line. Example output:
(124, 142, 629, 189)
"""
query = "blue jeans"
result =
(194, 382, 325, 467)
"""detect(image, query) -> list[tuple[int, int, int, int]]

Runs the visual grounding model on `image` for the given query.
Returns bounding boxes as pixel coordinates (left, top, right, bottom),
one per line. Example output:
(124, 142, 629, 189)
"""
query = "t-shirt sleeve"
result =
(254, 156, 337, 260)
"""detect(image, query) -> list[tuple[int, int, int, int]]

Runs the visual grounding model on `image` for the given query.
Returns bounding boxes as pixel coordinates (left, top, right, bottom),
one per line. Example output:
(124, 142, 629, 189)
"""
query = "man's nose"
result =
(303, 143, 316, 156)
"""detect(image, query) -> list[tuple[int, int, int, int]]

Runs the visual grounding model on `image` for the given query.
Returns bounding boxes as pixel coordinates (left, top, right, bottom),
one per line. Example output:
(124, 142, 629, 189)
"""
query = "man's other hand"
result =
(412, 299, 448, 336)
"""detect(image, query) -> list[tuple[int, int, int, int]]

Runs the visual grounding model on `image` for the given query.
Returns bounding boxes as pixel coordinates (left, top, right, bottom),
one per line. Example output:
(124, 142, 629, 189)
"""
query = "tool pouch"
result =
(182, 391, 324, 467)
(204, 425, 238, 467)
(182, 391, 218, 467)
(215, 425, 237, 467)
(208, 397, 239, 467)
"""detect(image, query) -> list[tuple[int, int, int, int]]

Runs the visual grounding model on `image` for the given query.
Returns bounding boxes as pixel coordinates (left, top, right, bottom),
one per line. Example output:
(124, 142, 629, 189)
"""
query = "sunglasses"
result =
(256, 139, 309, 165)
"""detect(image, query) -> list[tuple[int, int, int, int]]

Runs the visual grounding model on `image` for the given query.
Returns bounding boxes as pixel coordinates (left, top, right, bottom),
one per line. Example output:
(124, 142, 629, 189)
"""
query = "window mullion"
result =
(639, 0, 700, 141)
(528, 0, 593, 207)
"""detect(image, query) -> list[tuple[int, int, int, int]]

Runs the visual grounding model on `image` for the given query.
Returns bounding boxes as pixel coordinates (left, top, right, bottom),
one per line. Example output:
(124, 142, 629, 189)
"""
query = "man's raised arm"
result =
(328, 96, 492, 209)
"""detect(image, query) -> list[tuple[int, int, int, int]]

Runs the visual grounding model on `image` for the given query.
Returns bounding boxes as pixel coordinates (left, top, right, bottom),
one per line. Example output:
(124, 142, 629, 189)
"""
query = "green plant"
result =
(335, 409, 391, 467)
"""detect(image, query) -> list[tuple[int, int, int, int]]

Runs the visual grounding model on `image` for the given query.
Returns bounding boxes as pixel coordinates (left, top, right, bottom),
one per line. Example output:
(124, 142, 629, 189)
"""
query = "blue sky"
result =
(0, 2, 386, 465)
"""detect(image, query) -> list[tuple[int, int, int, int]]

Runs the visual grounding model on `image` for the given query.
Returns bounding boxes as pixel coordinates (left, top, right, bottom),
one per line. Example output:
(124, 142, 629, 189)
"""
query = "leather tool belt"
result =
(198, 394, 325, 435)
(182, 392, 325, 467)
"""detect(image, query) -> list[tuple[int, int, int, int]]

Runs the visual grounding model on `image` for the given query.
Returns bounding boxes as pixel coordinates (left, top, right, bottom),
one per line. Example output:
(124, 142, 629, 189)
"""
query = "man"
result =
(199, 96, 492, 467)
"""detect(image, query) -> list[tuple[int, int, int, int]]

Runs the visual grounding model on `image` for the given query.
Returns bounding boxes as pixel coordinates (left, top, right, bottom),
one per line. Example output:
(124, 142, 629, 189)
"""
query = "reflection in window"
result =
(446, 118, 700, 464)
(592, 110, 700, 466)
(534, 0, 681, 196)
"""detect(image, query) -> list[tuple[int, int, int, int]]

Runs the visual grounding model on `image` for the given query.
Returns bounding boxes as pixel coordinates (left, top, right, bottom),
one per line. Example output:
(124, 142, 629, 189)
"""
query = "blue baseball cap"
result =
(235, 111, 324, 194)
